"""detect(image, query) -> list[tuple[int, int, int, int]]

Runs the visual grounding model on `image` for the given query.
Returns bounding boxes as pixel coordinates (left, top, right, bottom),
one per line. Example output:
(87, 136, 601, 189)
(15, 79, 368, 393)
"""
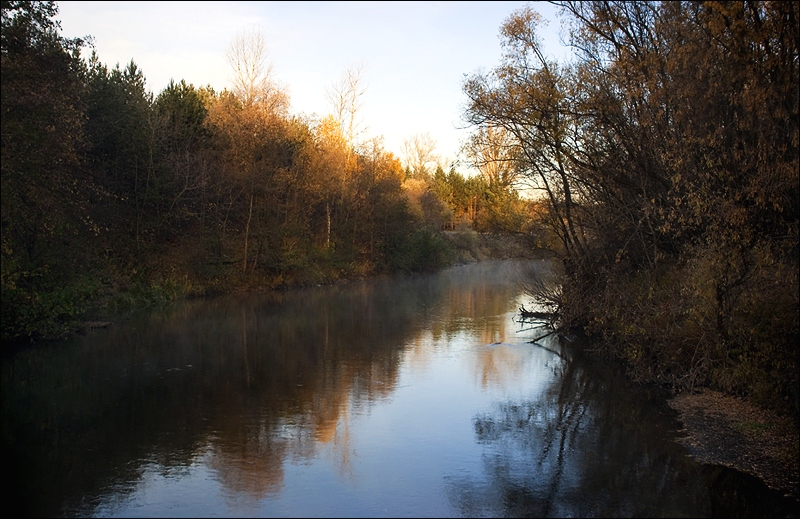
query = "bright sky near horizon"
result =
(56, 1, 573, 169)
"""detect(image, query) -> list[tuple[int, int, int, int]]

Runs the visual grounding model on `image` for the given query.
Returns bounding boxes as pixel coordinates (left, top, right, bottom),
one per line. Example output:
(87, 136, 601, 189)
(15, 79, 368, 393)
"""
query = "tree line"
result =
(1, 1, 532, 343)
(463, 1, 798, 419)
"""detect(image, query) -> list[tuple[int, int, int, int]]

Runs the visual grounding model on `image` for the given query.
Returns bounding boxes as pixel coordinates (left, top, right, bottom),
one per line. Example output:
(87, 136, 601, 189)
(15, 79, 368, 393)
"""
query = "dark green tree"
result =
(154, 80, 214, 230)
(83, 55, 157, 251)
(1, 0, 94, 341)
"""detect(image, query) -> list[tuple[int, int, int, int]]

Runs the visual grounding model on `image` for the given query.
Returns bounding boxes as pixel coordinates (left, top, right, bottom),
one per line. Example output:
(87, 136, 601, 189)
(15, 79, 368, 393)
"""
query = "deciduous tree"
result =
(401, 132, 439, 180)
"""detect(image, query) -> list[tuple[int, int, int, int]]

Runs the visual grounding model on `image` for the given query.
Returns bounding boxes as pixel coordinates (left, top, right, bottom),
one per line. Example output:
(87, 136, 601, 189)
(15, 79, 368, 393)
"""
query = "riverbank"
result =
(3, 230, 544, 347)
(668, 389, 799, 502)
(441, 230, 555, 263)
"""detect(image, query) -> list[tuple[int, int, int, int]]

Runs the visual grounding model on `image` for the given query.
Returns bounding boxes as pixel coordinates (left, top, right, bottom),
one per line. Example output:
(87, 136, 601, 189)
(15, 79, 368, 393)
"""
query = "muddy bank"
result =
(669, 389, 799, 502)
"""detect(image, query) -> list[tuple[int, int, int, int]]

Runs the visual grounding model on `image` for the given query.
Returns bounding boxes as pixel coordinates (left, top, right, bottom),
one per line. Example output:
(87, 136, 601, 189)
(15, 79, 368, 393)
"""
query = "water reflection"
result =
(447, 337, 714, 517)
(4, 259, 781, 518)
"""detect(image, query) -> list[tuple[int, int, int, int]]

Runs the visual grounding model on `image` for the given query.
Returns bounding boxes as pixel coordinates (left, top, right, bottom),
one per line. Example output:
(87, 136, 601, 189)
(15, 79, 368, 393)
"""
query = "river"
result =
(1, 260, 788, 517)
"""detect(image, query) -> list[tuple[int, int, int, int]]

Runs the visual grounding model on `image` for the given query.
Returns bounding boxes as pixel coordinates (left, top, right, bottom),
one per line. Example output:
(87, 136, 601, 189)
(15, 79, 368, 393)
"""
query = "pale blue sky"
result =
(56, 1, 572, 168)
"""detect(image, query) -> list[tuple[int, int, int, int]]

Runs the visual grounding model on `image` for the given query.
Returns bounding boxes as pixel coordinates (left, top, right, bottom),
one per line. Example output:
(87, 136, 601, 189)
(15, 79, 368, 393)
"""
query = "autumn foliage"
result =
(1, 1, 538, 345)
(463, 1, 798, 418)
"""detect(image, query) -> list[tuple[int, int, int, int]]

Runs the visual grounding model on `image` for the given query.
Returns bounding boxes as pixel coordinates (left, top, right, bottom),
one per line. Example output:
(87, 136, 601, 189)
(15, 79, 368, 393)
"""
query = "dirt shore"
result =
(669, 389, 799, 501)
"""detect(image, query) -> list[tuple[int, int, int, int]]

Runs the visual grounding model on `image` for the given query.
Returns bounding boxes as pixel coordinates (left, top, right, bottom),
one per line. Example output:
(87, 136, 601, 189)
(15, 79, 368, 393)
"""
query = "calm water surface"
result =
(2, 260, 782, 517)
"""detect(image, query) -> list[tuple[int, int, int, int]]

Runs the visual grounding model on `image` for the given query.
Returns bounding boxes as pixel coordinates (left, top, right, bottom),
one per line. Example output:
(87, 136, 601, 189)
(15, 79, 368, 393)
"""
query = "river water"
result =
(1, 260, 786, 517)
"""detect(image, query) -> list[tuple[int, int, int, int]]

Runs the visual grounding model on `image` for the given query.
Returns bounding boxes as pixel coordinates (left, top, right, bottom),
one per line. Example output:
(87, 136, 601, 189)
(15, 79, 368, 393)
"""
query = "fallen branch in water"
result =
(529, 328, 559, 344)
(519, 304, 554, 320)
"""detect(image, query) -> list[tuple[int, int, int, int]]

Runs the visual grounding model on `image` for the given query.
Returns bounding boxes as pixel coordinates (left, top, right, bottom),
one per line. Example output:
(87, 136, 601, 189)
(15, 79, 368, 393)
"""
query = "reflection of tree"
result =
(195, 282, 410, 498)
(208, 427, 287, 499)
(3, 260, 540, 515)
(448, 337, 713, 517)
(470, 343, 535, 390)
(406, 261, 531, 372)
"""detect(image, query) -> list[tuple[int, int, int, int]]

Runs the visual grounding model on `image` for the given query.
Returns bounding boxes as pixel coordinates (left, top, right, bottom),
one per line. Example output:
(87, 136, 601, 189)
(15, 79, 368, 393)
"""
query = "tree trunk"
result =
(326, 201, 331, 250)
(243, 193, 254, 273)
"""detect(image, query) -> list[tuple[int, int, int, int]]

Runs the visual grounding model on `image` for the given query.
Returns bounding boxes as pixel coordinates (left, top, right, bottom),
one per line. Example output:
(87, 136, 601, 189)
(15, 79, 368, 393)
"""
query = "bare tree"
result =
(462, 125, 520, 188)
(326, 62, 368, 145)
(226, 27, 288, 113)
(402, 132, 439, 180)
